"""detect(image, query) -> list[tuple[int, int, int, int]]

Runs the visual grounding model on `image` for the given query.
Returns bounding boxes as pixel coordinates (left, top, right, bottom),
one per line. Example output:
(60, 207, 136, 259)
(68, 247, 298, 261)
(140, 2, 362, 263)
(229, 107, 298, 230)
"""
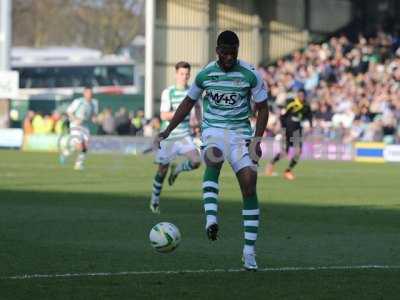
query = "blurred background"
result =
(1, 0, 400, 161)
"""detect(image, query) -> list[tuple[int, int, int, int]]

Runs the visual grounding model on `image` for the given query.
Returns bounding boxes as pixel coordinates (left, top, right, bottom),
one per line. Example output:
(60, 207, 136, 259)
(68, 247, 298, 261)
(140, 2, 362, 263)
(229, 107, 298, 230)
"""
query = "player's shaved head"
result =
(217, 30, 239, 47)
(216, 31, 239, 71)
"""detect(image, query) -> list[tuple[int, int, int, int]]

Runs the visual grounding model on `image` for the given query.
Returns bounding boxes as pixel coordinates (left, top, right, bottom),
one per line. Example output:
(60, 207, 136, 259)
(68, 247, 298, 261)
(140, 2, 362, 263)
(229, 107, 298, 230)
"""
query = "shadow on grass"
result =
(0, 188, 399, 277)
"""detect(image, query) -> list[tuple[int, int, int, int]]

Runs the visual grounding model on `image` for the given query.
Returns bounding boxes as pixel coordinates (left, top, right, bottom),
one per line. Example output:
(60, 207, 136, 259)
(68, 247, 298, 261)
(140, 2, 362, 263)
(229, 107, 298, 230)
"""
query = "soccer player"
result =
(155, 31, 269, 271)
(61, 85, 99, 170)
(150, 61, 202, 214)
(264, 89, 312, 180)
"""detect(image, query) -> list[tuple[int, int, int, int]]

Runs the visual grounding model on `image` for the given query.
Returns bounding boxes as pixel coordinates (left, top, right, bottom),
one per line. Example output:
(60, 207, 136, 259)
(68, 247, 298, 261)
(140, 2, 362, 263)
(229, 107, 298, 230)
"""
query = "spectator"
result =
(43, 114, 55, 134)
(131, 109, 145, 135)
(259, 30, 400, 144)
(99, 107, 116, 135)
(115, 107, 131, 135)
(55, 113, 69, 135)
(32, 112, 46, 134)
(143, 116, 161, 137)
(23, 110, 35, 135)
(50, 112, 61, 132)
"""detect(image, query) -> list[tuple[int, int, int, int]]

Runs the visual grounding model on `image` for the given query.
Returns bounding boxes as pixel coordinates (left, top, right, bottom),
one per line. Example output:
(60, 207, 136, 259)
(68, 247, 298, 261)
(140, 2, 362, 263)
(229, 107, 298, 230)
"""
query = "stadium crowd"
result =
(23, 108, 163, 137)
(22, 31, 400, 144)
(259, 30, 400, 144)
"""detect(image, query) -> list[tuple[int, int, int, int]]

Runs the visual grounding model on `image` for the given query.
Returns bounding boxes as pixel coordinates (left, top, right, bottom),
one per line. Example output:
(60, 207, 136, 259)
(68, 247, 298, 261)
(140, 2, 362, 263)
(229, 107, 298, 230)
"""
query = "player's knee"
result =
(206, 160, 223, 169)
(157, 171, 167, 179)
(204, 147, 224, 168)
(237, 167, 257, 197)
(243, 177, 256, 196)
(242, 185, 256, 198)
(158, 164, 169, 177)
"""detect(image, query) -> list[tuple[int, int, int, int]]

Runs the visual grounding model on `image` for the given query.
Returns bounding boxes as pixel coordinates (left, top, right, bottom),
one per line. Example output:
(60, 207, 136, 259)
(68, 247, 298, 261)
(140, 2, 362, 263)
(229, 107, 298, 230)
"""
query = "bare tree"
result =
(75, 0, 142, 53)
(12, 0, 143, 53)
(12, 0, 35, 46)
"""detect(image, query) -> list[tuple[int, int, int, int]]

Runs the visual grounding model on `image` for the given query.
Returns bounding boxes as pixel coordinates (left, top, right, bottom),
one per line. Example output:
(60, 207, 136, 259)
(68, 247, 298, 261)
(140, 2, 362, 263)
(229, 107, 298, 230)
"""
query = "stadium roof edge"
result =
(11, 47, 135, 66)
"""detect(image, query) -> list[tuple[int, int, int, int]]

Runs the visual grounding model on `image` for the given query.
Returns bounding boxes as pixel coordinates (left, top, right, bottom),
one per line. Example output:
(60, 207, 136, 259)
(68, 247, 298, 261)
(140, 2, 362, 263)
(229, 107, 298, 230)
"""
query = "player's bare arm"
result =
(249, 100, 269, 163)
(154, 96, 196, 147)
(254, 100, 269, 138)
(194, 102, 202, 126)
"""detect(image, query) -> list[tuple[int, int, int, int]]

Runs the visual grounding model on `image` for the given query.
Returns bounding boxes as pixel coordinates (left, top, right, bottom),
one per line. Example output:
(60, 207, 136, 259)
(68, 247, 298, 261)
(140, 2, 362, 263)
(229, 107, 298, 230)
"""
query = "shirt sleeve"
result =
(187, 73, 204, 101)
(67, 99, 80, 115)
(251, 70, 268, 103)
(160, 89, 172, 112)
(285, 98, 295, 111)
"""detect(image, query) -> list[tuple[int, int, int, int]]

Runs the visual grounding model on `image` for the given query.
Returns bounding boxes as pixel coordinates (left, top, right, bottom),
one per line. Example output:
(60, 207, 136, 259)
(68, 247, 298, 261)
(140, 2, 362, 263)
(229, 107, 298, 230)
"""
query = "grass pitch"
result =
(0, 150, 399, 299)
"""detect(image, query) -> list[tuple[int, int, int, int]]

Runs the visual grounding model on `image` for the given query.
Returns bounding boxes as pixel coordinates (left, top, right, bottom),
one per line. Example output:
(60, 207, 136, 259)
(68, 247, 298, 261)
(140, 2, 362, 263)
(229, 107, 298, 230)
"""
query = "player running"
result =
(60, 85, 98, 170)
(264, 89, 312, 180)
(155, 31, 269, 271)
(150, 61, 202, 214)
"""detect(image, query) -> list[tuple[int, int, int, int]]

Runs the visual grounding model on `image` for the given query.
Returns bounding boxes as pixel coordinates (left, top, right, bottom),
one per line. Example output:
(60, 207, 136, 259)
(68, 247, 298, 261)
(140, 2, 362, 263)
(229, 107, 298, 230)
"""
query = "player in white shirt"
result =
(61, 85, 99, 170)
(150, 62, 202, 214)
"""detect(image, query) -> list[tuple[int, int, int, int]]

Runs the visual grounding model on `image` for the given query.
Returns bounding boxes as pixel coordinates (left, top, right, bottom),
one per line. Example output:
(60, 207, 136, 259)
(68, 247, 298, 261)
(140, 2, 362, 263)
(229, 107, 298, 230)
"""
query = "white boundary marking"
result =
(3, 265, 400, 280)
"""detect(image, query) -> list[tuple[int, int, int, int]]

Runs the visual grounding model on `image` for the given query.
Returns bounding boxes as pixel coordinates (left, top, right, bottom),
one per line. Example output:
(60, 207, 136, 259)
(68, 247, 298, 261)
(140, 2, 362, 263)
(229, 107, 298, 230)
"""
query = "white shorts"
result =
(155, 136, 198, 165)
(201, 127, 256, 173)
(70, 125, 90, 144)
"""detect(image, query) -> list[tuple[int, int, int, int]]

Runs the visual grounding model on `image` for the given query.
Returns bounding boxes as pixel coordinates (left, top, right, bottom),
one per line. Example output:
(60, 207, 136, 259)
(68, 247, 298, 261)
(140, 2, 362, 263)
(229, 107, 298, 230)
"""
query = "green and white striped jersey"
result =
(160, 85, 191, 139)
(67, 97, 99, 128)
(187, 60, 268, 137)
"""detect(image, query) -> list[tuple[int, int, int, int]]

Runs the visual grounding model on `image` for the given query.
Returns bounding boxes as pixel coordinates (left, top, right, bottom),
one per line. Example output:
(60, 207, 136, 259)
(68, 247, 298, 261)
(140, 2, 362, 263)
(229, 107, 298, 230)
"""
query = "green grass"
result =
(0, 150, 399, 299)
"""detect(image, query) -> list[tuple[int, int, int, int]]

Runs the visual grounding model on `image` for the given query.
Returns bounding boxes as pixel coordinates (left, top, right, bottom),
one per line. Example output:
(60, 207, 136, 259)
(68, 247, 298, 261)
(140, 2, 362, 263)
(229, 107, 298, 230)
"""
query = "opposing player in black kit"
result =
(265, 89, 312, 180)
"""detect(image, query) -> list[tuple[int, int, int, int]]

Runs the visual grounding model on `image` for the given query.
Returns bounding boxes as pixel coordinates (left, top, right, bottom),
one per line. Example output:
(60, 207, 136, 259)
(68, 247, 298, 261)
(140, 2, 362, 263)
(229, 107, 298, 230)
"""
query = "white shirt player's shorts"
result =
(155, 136, 198, 165)
(201, 127, 256, 173)
(69, 125, 90, 145)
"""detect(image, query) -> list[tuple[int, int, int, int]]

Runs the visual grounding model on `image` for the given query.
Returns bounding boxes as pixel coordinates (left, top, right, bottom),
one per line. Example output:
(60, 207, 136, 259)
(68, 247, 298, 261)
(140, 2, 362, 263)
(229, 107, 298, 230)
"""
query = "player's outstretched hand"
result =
(248, 138, 262, 164)
(153, 130, 170, 149)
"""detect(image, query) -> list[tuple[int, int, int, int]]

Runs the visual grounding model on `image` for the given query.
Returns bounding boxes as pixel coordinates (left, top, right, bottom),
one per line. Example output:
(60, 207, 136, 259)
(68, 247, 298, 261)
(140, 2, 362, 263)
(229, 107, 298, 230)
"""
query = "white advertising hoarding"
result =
(384, 145, 400, 162)
(0, 128, 24, 148)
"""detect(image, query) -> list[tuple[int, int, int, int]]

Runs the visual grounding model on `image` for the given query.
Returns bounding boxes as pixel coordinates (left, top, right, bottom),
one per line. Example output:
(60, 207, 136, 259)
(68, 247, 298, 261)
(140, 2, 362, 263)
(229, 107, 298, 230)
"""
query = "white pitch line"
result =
(3, 265, 400, 280)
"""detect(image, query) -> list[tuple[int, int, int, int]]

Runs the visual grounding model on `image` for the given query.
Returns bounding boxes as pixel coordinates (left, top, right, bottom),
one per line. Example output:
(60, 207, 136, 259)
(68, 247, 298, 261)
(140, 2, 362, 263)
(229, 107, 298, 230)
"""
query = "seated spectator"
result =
(55, 113, 69, 135)
(99, 107, 116, 135)
(131, 110, 145, 136)
(259, 29, 400, 143)
(32, 112, 46, 134)
(382, 115, 397, 144)
(43, 114, 55, 134)
(143, 116, 161, 137)
(51, 112, 61, 132)
(115, 107, 131, 135)
(314, 103, 333, 121)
